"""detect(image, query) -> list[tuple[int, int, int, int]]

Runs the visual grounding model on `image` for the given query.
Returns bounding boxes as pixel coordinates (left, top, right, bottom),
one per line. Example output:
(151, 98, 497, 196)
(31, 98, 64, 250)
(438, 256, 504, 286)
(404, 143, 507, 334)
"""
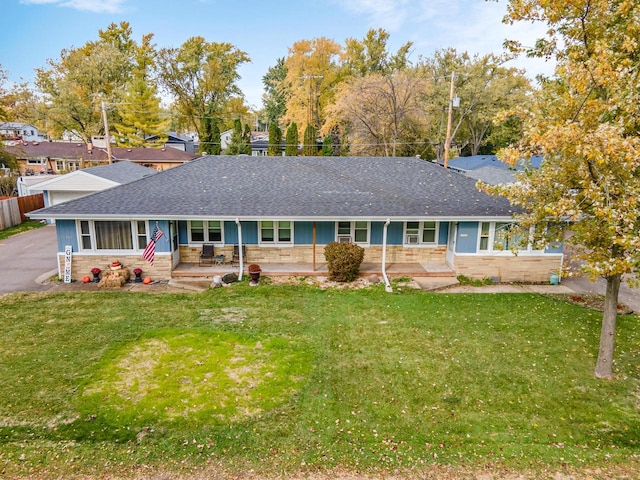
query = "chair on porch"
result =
(232, 244, 246, 265)
(199, 244, 215, 266)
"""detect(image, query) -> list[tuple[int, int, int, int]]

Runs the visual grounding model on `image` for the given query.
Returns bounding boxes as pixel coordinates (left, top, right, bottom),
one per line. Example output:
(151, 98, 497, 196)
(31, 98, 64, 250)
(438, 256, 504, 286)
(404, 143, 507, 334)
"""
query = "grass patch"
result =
(0, 285, 639, 477)
(0, 220, 46, 240)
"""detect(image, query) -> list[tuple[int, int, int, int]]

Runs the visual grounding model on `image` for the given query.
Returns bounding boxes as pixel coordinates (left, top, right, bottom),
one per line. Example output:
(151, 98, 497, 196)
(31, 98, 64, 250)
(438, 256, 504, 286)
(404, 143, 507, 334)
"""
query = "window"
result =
(78, 220, 148, 252)
(95, 221, 133, 250)
(404, 221, 438, 245)
(477, 222, 525, 253)
(479, 222, 490, 251)
(189, 220, 223, 243)
(136, 221, 147, 249)
(336, 221, 369, 244)
(260, 221, 293, 244)
(80, 220, 92, 249)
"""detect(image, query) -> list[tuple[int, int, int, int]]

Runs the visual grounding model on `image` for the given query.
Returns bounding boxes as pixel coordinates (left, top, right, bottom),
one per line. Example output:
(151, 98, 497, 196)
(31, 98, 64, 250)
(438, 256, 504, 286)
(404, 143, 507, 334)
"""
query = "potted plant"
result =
(247, 263, 262, 286)
(133, 268, 143, 283)
(90, 267, 101, 283)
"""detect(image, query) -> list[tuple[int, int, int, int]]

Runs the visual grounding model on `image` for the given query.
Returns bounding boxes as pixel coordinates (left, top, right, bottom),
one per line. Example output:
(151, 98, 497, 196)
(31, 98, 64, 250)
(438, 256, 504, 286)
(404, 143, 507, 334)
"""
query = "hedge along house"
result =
(28, 155, 563, 285)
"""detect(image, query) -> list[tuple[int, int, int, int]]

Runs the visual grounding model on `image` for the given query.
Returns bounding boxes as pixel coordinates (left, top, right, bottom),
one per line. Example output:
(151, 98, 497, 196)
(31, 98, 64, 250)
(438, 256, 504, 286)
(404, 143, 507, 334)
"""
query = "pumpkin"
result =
(82, 275, 91, 283)
(143, 276, 152, 284)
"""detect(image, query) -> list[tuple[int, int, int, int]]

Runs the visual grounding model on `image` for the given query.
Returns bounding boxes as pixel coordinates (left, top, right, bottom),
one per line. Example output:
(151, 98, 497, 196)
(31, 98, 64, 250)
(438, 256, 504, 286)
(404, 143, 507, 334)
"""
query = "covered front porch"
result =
(171, 261, 455, 280)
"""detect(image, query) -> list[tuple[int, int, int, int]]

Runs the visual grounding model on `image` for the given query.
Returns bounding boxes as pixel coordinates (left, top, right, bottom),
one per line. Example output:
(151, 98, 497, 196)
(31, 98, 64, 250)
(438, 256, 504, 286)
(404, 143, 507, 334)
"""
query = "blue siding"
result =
(56, 220, 78, 252)
(154, 220, 171, 252)
(387, 222, 404, 245)
(294, 221, 313, 244)
(438, 222, 449, 245)
(178, 221, 188, 244)
(224, 221, 239, 244)
(241, 221, 259, 244)
(370, 222, 383, 244)
(545, 242, 563, 254)
(456, 222, 478, 253)
(316, 222, 335, 244)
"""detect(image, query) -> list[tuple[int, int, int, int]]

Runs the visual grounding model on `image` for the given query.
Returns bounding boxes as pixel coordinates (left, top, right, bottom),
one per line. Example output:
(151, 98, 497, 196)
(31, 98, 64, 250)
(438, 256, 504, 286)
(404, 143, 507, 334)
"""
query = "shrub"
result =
(324, 241, 365, 282)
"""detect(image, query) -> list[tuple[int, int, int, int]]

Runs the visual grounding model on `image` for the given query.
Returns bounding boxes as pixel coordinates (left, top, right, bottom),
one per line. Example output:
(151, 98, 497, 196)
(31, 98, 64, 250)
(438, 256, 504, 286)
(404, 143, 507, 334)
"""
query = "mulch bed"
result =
(547, 293, 634, 315)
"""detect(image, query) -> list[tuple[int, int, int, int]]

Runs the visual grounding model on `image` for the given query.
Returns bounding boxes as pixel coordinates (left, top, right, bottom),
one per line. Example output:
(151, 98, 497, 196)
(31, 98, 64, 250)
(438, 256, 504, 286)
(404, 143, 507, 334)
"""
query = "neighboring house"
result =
(6, 142, 198, 175)
(438, 155, 543, 185)
(29, 162, 155, 223)
(16, 175, 57, 196)
(0, 122, 47, 144)
(145, 132, 198, 154)
(220, 130, 286, 156)
(29, 155, 563, 284)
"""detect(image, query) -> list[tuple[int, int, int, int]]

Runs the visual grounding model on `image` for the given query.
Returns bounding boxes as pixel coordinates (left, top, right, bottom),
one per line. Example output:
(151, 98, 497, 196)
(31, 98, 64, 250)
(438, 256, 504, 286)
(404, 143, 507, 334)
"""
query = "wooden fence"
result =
(0, 193, 44, 230)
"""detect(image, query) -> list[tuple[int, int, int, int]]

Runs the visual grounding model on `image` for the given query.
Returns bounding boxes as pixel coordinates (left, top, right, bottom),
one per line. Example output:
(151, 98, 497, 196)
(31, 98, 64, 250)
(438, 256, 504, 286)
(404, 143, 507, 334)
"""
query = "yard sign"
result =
(64, 245, 72, 283)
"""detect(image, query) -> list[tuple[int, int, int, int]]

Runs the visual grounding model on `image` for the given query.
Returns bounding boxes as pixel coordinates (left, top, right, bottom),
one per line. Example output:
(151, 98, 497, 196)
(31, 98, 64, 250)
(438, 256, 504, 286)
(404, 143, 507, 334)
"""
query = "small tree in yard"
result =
(285, 122, 299, 156)
(496, 0, 640, 379)
(324, 241, 365, 282)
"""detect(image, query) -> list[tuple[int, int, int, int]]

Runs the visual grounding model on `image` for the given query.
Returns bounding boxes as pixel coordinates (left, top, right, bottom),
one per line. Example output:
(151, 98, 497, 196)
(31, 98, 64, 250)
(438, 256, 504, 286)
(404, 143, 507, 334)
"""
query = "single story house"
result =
(28, 155, 563, 284)
(6, 141, 198, 175)
(440, 155, 543, 185)
(145, 132, 198, 155)
(28, 161, 155, 222)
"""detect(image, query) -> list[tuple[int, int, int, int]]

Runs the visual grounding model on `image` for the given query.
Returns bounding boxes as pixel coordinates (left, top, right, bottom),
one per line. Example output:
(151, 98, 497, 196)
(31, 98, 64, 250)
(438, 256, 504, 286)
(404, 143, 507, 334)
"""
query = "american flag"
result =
(142, 224, 164, 265)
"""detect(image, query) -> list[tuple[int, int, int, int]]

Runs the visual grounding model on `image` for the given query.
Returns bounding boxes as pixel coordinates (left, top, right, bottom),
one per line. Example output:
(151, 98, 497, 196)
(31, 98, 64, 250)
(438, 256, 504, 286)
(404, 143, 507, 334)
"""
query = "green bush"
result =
(324, 241, 365, 282)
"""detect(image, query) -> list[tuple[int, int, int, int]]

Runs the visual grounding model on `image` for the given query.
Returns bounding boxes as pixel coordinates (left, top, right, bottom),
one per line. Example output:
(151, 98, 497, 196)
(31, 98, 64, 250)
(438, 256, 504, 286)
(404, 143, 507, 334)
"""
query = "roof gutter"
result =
(381, 218, 393, 293)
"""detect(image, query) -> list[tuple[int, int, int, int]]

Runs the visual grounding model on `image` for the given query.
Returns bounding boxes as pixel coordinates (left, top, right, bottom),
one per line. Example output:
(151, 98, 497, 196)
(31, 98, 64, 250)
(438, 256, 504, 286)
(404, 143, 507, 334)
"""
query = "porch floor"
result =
(171, 261, 455, 279)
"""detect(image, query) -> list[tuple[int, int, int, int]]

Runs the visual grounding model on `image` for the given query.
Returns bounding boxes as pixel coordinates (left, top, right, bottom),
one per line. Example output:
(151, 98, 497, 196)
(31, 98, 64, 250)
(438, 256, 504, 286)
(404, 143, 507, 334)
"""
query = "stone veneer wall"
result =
(453, 254, 563, 283)
(58, 254, 173, 282)
(179, 245, 448, 265)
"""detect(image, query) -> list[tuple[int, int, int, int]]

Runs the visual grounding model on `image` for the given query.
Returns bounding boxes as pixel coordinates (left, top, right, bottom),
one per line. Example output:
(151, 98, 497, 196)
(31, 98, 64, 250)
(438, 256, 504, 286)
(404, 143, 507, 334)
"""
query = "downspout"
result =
(381, 218, 393, 293)
(235, 218, 243, 281)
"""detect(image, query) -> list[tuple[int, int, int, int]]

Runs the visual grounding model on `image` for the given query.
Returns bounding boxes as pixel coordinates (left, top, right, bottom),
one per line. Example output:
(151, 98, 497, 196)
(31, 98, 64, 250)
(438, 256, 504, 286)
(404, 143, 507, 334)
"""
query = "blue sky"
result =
(1, 0, 552, 108)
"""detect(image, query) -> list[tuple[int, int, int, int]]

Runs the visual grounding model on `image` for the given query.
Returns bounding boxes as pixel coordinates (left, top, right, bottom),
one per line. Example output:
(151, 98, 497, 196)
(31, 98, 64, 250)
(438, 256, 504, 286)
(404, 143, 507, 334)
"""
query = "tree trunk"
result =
(594, 273, 622, 379)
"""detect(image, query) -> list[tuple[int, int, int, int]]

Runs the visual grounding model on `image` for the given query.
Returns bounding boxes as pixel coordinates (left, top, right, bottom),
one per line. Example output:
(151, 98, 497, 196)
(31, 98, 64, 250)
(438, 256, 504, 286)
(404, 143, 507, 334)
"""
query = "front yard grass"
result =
(0, 220, 46, 240)
(0, 284, 639, 478)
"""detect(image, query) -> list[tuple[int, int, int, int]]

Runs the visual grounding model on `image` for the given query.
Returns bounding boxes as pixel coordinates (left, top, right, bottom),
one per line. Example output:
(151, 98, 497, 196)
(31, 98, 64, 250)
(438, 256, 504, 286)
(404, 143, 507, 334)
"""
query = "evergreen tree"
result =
(322, 134, 334, 156)
(226, 118, 247, 155)
(114, 34, 168, 146)
(242, 123, 252, 154)
(303, 124, 317, 156)
(285, 122, 299, 156)
(268, 122, 282, 156)
(210, 118, 221, 155)
(199, 103, 215, 154)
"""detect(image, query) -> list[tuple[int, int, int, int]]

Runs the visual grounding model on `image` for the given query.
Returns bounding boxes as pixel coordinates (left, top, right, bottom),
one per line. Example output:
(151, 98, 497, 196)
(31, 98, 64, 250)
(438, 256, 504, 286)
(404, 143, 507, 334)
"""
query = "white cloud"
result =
(20, 0, 126, 13)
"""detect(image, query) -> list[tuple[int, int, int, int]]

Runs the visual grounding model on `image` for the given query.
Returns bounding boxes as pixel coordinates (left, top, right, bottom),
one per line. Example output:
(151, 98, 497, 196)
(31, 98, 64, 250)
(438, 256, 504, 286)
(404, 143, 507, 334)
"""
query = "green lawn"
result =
(1, 282, 639, 478)
(0, 220, 46, 240)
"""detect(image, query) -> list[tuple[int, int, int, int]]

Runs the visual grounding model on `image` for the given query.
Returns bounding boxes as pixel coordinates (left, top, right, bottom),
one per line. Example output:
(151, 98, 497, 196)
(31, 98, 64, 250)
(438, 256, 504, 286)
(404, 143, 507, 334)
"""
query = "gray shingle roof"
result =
(31, 156, 516, 220)
(84, 161, 155, 184)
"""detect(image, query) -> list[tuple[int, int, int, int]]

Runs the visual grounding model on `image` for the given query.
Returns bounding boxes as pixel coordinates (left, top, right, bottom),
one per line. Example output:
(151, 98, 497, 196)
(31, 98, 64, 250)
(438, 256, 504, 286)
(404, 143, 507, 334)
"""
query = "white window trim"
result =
(403, 221, 439, 247)
(476, 222, 546, 256)
(258, 220, 294, 246)
(335, 221, 370, 245)
(187, 220, 225, 245)
(77, 220, 148, 253)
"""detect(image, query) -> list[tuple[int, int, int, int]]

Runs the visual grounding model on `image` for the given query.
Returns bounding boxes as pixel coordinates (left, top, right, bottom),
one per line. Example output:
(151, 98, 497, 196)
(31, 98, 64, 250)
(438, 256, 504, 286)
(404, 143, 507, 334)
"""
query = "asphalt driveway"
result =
(0, 224, 58, 295)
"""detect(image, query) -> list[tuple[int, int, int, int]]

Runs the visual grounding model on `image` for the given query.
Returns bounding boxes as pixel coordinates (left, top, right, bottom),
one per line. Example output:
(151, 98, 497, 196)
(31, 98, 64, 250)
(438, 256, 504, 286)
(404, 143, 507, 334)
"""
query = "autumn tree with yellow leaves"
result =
(495, 0, 640, 378)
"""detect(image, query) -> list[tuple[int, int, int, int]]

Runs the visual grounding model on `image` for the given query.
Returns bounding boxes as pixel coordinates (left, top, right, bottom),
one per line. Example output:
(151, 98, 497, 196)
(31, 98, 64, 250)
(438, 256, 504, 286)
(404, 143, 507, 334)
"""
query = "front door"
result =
(446, 222, 456, 267)
(170, 221, 180, 268)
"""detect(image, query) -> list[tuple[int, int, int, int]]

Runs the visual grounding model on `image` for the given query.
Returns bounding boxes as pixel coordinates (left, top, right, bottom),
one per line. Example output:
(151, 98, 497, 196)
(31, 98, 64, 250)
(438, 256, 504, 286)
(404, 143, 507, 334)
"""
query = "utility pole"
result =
(443, 72, 456, 169)
(101, 101, 113, 164)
